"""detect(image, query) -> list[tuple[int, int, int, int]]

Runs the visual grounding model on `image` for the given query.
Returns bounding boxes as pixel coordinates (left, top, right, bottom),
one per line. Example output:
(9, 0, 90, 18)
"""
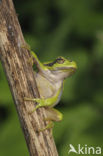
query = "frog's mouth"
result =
(56, 66, 77, 72)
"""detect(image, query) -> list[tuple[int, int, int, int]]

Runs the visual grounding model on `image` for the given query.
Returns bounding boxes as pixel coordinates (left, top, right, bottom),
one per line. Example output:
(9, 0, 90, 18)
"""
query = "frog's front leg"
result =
(22, 45, 47, 71)
(24, 88, 61, 112)
(24, 97, 46, 113)
(24, 96, 63, 120)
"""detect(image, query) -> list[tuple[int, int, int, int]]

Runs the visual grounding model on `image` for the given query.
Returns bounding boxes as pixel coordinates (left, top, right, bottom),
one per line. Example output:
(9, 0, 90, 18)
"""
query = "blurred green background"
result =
(0, 0, 103, 156)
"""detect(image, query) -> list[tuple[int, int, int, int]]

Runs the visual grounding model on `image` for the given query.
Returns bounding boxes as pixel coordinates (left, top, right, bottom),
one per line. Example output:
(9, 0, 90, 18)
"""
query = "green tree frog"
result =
(24, 47, 77, 131)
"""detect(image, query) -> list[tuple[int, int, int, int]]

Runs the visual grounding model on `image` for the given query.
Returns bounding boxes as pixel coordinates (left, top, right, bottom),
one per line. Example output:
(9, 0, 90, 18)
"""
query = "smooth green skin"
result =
(24, 46, 77, 131)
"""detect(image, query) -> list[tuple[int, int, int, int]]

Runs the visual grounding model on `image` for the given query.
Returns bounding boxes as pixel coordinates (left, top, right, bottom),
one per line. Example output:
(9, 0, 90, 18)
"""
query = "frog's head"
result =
(44, 56, 77, 80)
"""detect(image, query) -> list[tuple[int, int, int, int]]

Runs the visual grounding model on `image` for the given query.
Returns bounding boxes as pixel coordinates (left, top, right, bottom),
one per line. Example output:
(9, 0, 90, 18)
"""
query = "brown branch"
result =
(0, 0, 58, 156)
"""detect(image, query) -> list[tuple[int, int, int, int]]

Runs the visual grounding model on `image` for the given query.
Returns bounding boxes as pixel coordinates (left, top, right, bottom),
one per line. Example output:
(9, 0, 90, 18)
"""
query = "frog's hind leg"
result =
(39, 107, 63, 131)
(45, 107, 63, 122)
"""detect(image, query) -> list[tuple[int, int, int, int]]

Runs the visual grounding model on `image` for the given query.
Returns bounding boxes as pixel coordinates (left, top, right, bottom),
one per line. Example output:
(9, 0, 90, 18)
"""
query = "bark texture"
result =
(0, 0, 58, 156)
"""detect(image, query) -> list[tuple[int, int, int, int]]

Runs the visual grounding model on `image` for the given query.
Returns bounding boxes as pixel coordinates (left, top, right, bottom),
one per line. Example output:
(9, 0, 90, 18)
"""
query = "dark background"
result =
(0, 0, 103, 155)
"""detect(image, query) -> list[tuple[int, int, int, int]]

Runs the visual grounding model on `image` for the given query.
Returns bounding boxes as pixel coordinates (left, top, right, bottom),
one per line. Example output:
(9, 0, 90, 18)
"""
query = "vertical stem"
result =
(0, 0, 58, 156)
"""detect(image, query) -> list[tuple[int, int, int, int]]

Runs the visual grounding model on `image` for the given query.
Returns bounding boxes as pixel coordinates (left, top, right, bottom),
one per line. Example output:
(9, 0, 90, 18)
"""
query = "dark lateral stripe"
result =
(44, 57, 63, 67)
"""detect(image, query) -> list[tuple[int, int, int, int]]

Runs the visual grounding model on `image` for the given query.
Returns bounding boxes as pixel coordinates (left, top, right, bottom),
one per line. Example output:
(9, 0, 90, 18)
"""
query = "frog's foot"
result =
(39, 121, 54, 132)
(21, 44, 31, 51)
(24, 97, 45, 114)
(22, 45, 34, 65)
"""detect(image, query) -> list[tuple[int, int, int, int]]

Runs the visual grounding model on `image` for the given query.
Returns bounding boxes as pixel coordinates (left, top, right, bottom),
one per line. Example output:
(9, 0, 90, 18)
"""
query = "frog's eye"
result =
(56, 57, 65, 64)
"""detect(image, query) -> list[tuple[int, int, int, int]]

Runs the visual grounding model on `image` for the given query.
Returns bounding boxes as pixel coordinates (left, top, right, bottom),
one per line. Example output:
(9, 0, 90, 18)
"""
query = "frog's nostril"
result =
(69, 60, 72, 62)
(67, 57, 72, 62)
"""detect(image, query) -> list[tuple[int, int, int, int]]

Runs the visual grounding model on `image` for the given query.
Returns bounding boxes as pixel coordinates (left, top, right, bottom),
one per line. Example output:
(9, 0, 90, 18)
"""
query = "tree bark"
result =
(0, 0, 58, 156)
